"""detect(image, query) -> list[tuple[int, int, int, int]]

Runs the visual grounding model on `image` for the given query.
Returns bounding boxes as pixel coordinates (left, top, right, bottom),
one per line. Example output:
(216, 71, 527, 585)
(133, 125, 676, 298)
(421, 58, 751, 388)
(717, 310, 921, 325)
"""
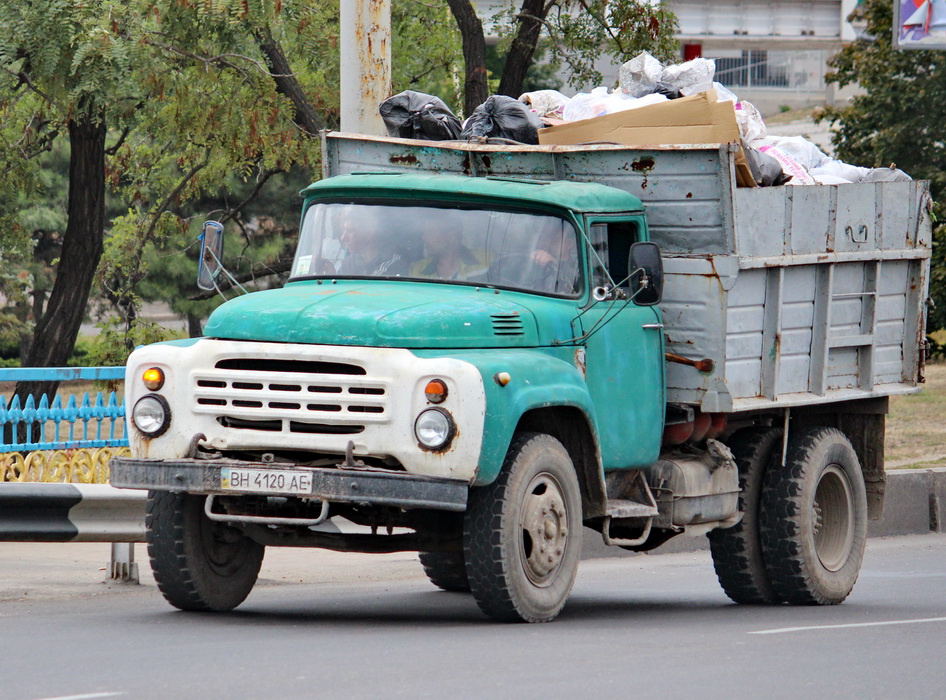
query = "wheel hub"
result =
(520, 473, 569, 586)
(813, 464, 856, 572)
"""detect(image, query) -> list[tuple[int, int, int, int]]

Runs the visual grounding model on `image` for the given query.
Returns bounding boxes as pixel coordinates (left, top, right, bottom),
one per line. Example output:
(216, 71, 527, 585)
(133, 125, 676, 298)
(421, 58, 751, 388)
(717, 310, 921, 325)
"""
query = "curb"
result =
(582, 467, 946, 559)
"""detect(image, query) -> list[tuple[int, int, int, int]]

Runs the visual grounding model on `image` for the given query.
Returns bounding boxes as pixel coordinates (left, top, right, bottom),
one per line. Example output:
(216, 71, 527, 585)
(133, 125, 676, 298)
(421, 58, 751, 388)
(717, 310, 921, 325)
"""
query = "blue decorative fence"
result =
(0, 367, 127, 452)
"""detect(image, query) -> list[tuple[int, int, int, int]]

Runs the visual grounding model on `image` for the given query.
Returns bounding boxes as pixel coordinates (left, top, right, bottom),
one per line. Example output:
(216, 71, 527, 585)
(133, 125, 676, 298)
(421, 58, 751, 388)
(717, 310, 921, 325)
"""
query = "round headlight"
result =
(414, 408, 455, 451)
(132, 394, 171, 438)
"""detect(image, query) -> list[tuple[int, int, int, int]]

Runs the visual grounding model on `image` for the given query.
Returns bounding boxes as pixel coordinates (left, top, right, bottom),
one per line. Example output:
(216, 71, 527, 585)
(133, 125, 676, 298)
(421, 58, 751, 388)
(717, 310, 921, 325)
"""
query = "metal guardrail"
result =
(0, 482, 146, 582)
(0, 483, 146, 543)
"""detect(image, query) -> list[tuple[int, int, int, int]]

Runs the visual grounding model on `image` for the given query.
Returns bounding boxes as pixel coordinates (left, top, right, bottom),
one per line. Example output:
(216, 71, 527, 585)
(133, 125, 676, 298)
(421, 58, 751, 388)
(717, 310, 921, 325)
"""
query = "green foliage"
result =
(85, 318, 182, 367)
(486, 44, 563, 95)
(490, 0, 680, 89)
(819, 0, 946, 348)
(0, 0, 680, 370)
(392, 1, 464, 111)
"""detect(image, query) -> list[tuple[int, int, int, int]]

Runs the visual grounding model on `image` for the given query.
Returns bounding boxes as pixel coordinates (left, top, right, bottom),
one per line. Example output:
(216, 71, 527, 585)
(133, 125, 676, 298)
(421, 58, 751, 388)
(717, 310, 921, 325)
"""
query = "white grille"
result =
(192, 364, 389, 434)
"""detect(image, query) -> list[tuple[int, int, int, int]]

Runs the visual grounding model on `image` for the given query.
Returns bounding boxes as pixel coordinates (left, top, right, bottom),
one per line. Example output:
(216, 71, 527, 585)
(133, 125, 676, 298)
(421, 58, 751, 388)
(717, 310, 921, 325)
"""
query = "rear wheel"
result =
(463, 432, 582, 623)
(418, 550, 470, 592)
(760, 427, 867, 605)
(146, 491, 264, 611)
(708, 427, 783, 604)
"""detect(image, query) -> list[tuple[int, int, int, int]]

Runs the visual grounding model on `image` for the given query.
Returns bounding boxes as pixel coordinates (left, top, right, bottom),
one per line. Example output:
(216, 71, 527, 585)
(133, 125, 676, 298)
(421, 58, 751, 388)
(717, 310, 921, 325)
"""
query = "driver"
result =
(530, 228, 580, 294)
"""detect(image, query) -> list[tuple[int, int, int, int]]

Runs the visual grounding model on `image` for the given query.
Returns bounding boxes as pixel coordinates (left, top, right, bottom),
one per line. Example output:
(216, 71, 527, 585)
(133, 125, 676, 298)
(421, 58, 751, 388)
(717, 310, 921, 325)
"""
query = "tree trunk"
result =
(12, 112, 107, 411)
(447, 0, 489, 116)
(187, 313, 203, 338)
(497, 0, 551, 99)
(254, 26, 325, 135)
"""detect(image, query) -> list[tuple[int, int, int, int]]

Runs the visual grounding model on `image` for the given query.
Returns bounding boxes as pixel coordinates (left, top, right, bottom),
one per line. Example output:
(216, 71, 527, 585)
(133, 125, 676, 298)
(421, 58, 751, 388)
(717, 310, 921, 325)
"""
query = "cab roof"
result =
(300, 172, 644, 215)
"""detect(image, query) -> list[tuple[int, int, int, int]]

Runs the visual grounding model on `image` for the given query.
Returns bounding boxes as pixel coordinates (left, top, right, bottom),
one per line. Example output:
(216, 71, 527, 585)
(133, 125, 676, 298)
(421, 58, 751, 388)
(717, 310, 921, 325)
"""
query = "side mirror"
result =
(628, 241, 663, 306)
(197, 221, 225, 291)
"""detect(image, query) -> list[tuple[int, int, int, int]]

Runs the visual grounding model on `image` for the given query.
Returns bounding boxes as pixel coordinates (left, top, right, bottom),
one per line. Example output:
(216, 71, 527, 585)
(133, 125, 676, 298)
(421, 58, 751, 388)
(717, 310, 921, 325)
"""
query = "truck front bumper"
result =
(110, 457, 468, 512)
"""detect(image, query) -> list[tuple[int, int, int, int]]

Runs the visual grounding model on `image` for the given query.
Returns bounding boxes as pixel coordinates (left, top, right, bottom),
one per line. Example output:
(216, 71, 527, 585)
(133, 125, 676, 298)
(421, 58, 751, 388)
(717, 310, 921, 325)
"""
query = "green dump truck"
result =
(111, 133, 932, 622)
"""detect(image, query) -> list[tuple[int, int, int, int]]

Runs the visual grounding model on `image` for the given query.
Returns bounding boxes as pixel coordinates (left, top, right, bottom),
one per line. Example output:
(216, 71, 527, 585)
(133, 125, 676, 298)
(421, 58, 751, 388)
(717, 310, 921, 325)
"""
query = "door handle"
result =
(641, 323, 664, 330)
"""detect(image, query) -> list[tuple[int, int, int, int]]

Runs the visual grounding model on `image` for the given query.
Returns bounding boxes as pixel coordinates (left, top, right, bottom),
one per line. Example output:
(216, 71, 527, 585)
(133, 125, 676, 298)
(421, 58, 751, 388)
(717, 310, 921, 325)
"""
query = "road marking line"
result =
(36, 693, 125, 700)
(750, 616, 946, 635)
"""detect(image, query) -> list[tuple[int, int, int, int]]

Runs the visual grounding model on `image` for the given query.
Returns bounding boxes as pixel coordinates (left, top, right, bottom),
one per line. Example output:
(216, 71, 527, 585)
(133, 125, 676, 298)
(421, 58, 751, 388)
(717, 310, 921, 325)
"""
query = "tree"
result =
(818, 0, 946, 347)
(448, 0, 680, 116)
(0, 0, 466, 389)
(0, 0, 151, 405)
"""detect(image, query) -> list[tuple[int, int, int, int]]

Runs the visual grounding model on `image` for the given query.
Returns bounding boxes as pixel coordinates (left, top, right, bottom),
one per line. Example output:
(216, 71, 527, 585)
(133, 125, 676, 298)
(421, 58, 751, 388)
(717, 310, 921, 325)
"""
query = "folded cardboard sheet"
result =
(538, 89, 755, 187)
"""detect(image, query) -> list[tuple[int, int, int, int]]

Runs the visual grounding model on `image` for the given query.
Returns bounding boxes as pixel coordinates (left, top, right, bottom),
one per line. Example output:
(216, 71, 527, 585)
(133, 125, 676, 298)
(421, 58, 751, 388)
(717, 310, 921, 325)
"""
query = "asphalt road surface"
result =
(2, 533, 945, 700)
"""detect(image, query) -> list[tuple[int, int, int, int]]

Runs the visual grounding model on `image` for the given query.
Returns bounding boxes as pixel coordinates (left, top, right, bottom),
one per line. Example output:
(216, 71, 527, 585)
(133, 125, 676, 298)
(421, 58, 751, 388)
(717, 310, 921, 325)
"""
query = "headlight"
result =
(132, 394, 171, 438)
(414, 408, 455, 451)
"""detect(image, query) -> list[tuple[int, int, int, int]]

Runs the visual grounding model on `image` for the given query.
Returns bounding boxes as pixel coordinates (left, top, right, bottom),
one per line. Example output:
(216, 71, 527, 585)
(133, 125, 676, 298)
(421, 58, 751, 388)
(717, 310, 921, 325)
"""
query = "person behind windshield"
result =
(530, 228, 580, 294)
(337, 216, 408, 277)
(410, 226, 485, 281)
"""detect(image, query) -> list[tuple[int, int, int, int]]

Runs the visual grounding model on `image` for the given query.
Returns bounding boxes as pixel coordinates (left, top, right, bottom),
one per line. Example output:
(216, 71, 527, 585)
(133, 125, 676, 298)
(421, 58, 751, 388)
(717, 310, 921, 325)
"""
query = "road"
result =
(2, 533, 945, 700)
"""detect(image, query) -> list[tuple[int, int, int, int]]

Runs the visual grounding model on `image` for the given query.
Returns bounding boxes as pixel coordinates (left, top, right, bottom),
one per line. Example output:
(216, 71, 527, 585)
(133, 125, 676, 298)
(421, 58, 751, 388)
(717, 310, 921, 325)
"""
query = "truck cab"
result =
(114, 173, 678, 622)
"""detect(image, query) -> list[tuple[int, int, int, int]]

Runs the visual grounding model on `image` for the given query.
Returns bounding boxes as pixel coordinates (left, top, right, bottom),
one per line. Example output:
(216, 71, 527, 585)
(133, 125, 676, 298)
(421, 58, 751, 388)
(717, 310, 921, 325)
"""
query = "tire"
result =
(708, 427, 783, 604)
(760, 427, 868, 605)
(463, 432, 582, 623)
(146, 491, 265, 612)
(418, 550, 470, 592)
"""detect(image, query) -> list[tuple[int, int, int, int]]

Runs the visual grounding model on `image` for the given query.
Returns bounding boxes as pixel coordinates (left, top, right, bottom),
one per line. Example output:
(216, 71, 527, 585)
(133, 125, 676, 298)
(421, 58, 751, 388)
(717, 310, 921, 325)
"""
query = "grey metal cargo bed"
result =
(322, 132, 932, 413)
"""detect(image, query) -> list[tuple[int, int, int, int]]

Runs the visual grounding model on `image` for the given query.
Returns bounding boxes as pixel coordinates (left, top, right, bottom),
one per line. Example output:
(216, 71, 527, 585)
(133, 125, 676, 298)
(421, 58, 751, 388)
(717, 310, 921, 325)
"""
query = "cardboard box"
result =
(538, 89, 756, 187)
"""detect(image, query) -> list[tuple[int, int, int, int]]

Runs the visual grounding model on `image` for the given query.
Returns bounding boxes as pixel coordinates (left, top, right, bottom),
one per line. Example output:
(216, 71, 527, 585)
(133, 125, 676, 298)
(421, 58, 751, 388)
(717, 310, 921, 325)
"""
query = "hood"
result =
(203, 281, 575, 348)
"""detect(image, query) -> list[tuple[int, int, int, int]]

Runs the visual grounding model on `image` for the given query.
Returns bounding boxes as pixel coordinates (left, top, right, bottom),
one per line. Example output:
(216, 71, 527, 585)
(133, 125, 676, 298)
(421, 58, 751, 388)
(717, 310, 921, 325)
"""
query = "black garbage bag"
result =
(743, 141, 791, 187)
(461, 95, 544, 144)
(379, 90, 463, 141)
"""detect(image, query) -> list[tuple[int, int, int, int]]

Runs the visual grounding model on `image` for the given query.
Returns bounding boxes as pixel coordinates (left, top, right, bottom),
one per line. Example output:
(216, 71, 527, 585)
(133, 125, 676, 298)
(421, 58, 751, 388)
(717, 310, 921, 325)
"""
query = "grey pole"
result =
(340, 0, 391, 135)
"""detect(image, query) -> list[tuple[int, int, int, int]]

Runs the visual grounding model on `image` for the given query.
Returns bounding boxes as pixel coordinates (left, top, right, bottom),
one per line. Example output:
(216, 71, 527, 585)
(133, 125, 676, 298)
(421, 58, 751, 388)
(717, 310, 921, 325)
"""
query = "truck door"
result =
(579, 216, 665, 470)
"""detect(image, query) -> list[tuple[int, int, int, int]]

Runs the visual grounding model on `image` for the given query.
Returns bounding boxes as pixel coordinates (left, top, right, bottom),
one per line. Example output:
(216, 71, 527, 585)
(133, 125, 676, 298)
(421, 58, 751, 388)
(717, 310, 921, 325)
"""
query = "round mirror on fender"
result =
(628, 241, 663, 305)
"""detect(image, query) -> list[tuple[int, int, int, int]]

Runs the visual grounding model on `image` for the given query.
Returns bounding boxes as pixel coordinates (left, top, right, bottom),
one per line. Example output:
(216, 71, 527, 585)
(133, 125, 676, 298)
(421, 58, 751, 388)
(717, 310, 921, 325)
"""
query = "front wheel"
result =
(146, 491, 264, 612)
(463, 432, 582, 623)
(760, 427, 867, 605)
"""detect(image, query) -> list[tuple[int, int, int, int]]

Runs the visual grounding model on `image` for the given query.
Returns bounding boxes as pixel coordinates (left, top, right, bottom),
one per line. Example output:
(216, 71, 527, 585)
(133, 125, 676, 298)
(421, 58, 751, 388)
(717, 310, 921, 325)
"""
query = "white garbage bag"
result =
(810, 159, 872, 183)
(665, 58, 716, 96)
(756, 135, 830, 170)
(619, 52, 664, 98)
(518, 90, 570, 119)
(562, 89, 668, 122)
(735, 101, 767, 142)
(757, 144, 817, 185)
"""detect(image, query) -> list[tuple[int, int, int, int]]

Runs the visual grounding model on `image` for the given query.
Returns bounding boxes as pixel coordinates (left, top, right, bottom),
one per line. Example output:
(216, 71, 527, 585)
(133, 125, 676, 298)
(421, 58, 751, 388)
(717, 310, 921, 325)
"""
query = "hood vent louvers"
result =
(491, 313, 524, 336)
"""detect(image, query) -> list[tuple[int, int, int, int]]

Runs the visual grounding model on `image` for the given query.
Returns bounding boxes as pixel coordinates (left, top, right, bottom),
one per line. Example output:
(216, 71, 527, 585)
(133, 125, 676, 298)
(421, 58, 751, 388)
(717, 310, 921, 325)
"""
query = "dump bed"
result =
(322, 132, 932, 413)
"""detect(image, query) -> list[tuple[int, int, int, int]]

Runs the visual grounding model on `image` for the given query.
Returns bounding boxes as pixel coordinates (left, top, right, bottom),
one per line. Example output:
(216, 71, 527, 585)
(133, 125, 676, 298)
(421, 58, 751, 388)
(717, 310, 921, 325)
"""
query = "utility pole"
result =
(340, 0, 391, 135)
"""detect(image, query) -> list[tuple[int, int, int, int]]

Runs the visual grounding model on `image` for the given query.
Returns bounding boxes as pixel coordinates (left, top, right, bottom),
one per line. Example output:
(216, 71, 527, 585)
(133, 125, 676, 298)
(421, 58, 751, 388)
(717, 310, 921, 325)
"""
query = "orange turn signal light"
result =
(142, 367, 165, 391)
(424, 379, 448, 404)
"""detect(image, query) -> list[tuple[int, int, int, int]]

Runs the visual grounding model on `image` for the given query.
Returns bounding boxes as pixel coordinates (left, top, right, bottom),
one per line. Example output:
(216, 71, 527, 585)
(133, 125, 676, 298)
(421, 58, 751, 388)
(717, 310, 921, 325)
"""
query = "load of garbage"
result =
(378, 52, 912, 188)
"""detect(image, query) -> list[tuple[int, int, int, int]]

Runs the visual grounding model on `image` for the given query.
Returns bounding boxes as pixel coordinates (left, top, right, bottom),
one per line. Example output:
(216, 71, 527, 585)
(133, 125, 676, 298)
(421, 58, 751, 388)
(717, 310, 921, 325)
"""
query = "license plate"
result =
(221, 467, 313, 495)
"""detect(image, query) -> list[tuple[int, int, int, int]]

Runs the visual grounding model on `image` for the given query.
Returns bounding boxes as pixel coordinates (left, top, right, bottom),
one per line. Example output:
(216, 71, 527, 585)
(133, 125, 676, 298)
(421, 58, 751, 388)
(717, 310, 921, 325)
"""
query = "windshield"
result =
(290, 203, 582, 296)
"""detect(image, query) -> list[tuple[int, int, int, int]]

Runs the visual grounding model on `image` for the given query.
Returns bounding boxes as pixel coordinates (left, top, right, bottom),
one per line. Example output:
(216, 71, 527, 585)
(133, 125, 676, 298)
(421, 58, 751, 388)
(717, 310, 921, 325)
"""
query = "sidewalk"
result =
(0, 541, 423, 603)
